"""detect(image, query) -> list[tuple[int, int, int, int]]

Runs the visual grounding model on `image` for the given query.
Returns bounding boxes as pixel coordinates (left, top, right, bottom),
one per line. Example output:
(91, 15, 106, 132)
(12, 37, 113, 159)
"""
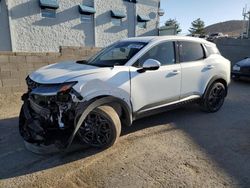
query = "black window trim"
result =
(174, 41, 180, 64)
(132, 41, 177, 68)
(201, 43, 210, 58)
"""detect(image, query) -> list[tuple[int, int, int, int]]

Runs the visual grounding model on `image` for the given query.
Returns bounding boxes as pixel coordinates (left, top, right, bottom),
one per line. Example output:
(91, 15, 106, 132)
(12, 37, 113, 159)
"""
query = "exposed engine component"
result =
(19, 78, 79, 148)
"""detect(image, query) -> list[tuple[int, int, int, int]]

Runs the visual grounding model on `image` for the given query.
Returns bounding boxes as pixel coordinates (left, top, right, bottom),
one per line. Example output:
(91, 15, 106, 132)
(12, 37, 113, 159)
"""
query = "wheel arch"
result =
(203, 76, 228, 99)
(66, 95, 133, 149)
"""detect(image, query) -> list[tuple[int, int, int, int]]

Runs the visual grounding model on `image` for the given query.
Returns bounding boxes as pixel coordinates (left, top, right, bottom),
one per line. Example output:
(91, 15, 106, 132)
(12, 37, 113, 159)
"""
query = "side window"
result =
(136, 42, 175, 67)
(179, 42, 205, 62)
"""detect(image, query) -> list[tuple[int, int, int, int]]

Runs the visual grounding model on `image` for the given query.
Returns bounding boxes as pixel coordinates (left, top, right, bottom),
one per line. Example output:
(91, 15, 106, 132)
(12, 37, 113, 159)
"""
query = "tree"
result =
(189, 18, 205, 35)
(165, 19, 182, 34)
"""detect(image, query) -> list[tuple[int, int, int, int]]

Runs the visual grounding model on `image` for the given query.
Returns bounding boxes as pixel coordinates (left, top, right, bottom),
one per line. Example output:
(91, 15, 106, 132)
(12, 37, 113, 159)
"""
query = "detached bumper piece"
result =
(19, 94, 75, 149)
(19, 101, 46, 144)
(19, 78, 84, 150)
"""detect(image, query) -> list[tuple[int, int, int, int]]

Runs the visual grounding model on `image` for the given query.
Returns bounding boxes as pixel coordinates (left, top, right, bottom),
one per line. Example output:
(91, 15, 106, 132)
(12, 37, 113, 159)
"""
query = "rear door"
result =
(179, 41, 215, 98)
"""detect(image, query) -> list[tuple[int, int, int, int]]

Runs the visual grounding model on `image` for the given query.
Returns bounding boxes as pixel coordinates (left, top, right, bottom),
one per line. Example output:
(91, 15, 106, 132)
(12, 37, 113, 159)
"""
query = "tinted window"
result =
(136, 42, 175, 67)
(179, 42, 205, 62)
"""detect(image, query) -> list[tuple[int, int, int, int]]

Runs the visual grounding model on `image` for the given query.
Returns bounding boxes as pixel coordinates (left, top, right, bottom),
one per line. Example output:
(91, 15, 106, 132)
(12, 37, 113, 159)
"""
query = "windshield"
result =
(83, 41, 147, 67)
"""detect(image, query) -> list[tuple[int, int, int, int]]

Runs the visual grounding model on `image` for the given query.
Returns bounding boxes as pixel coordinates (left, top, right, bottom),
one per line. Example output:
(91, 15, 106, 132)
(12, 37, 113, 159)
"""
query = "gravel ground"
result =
(0, 80, 250, 188)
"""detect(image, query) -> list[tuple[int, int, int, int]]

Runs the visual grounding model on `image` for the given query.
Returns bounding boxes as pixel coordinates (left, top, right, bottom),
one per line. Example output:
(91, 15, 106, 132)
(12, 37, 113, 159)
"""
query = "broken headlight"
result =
(57, 82, 78, 102)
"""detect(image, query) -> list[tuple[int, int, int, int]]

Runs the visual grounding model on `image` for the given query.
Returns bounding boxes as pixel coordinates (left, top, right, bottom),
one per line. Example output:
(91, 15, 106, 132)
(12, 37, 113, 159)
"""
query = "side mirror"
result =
(141, 59, 161, 71)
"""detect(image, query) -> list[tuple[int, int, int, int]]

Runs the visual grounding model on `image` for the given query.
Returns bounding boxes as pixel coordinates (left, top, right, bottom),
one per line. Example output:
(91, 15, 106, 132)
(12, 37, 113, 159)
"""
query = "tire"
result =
(200, 82, 226, 113)
(77, 105, 121, 149)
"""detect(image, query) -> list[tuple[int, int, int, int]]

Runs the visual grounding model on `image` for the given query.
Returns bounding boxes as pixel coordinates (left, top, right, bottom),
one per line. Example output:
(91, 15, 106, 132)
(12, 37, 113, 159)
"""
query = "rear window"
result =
(179, 41, 205, 62)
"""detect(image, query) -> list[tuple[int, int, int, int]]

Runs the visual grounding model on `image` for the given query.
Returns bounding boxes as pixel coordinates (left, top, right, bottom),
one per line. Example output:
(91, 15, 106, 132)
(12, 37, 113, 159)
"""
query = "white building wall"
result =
(3, 0, 159, 52)
(8, 0, 90, 52)
(95, 0, 160, 47)
(94, 0, 129, 47)
(0, 0, 12, 51)
(136, 0, 159, 37)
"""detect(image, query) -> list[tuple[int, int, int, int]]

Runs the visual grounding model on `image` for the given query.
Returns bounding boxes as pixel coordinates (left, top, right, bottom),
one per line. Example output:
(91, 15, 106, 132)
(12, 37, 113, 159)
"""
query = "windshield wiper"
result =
(90, 64, 113, 68)
(76, 60, 88, 64)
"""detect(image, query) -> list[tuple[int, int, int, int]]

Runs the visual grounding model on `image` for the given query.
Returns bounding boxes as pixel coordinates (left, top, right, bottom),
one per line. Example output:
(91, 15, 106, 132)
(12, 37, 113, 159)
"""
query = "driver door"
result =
(130, 41, 181, 113)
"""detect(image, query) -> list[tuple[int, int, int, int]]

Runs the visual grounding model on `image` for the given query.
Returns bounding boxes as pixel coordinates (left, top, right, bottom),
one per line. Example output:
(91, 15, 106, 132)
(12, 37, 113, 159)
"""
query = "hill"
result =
(205, 20, 247, 36)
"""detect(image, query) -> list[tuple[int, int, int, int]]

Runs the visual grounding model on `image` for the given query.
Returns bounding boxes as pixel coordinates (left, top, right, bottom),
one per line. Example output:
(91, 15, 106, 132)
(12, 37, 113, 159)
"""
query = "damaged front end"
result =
(19, 77, 83, 149)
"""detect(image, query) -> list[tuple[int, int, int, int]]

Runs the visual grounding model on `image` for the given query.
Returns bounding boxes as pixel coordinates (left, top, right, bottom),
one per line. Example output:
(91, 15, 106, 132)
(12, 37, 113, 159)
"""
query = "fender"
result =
(66, 96, 133, 149)
(202, 75, 228, 99)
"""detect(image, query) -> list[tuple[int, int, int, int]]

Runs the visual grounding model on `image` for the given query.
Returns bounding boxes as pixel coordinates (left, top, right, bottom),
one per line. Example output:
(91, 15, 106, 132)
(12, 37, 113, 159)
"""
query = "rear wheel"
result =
(200, 82, 226, 112)
(77, 106, 121, 149)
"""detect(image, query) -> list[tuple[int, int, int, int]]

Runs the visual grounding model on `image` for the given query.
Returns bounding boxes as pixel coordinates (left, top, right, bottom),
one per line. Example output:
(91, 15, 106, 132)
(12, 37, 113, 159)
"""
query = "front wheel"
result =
(200, 82, 226, 113)
(77, 105, 121, 149)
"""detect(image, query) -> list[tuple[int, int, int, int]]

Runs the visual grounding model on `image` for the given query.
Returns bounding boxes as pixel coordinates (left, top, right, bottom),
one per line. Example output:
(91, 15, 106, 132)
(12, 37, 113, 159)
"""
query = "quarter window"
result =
(179, 42, 205, 62)
(136, 42, 175, 67)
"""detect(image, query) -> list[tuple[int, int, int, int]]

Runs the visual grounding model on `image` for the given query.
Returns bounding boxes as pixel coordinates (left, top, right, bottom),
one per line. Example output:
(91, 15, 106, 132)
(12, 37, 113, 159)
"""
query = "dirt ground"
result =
(0, 80, 250, 188)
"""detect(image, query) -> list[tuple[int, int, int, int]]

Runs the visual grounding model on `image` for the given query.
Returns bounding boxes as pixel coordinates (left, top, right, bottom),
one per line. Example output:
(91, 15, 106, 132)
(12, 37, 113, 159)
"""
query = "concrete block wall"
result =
(0, 47, 100, 94)
(214, 38, 250, 66)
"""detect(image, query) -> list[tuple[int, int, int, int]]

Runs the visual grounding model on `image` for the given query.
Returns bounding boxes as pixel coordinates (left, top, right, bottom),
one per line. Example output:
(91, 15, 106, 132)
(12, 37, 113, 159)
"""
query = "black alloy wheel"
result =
(77, 106, 121, 149)
(200, 82, 226, 112)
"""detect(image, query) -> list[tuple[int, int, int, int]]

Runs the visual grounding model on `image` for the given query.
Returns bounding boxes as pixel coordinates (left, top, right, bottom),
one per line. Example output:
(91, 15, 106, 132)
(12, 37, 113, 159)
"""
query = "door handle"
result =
(206, 65, 215, 69)
(172, 70, 180, 75)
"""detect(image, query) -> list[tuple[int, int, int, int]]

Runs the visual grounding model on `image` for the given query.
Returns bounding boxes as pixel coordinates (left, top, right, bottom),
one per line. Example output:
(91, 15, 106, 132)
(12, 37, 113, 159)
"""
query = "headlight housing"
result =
(57, 81, 78, 102)
(58, 81, 78, 93)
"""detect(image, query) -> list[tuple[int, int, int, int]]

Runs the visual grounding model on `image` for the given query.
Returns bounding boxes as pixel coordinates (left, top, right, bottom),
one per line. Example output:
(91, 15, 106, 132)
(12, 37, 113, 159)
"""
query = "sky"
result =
(160, 0, 249, 34)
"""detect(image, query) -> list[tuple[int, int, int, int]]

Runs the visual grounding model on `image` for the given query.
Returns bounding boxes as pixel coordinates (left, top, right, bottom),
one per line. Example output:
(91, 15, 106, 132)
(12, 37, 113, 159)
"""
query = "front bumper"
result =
(19, 95, 75, 148)
(232, 71, 250, 78)
(19, 100, 46, 144)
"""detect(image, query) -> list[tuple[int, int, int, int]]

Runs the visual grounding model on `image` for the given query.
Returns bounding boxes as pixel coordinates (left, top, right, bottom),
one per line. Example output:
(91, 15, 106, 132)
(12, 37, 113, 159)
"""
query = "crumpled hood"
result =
(236, 58, 250, 67)
(29, 61, 111, 84)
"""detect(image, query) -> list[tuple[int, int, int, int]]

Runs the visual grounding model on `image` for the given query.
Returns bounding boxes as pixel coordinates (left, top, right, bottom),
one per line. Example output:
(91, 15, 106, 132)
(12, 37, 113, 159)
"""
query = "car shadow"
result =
(0, 110, 178, 180)
(0, 82, 250, 186)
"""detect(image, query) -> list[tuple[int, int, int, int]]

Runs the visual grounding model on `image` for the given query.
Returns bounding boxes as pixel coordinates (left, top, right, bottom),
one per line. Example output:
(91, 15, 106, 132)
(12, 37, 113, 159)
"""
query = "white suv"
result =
(19, 36, 231, 150)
